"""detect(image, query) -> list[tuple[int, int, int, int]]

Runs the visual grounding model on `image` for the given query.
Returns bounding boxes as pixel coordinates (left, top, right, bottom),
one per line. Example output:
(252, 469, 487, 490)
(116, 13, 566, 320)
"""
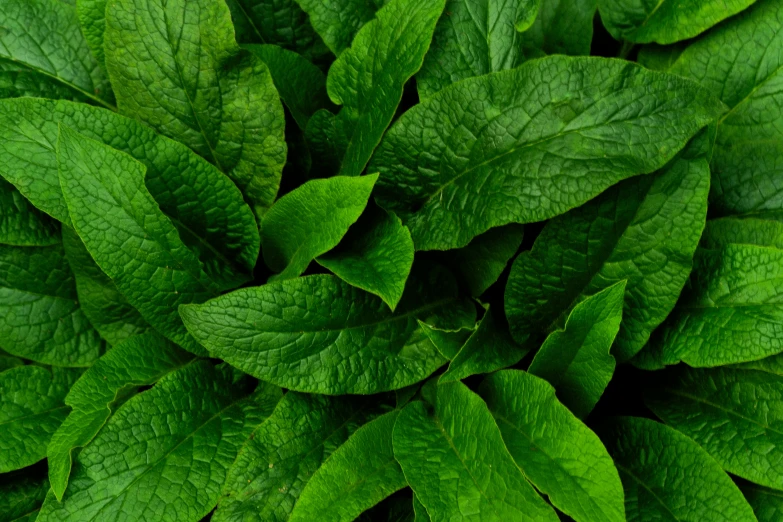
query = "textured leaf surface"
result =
(0, 349, 22, 372)
(0, 366, 82, 473)
(57, 127, 217, 355)
(0, 59, 87, 102)
(75, 0, 108, 75)
(520, 0, 596, 56)
(0, 178, 59, 247)
(393, 381, 558, 521)
(418, 322, 474, 360)
(479, 370, 625, 522)
(261, 174, 377, 281)
(317, 204, 414, 310)
(37, 362, 282, 522)
(702, 218, 783, 250)
(505, 156, 710, 361)
(289, 410, 406, 522)
(0, 470, 49, 522)
(181, 265, 475, 394)
(528, 282, 624, 418)
(293, 0, 381, 55)
(599, 416, 757, 522)
(646, 366, 783, 490)
(47, 332, 194, 500)
(372, 56, 723, 251)
(742, 483, 783, 522)
(104, 0, 287, 215)
(215, 393, 383, 522)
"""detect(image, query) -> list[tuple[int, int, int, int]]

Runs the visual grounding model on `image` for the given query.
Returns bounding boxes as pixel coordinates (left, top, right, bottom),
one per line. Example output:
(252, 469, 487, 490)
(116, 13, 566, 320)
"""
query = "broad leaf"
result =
(528, 281, 624, 418)
(261, 174, 377, 281)
(47, 332, 194, 500)
(393, 381, 559, 521)
(0, 349, 22, 372)
(505, 156, 710, 362)
(0, 59, 88, 102)
(742, 483, 783, 521)
(289, 410, 406, 522)
(0, 178, 59, 247)
(57, 126, 218, 355)
(75, 0, 108, 75)
(293, 0, 382, 55)
(733, 352, 783, 376)
(0, 470, 49, 522)
(479, 370, 625, 522)
(418, 322, 474, 360)
(520, 0, 597, 57)
(104, 0, 287, 216)
(702, 218, 783, 250)
(372, 56, 724, 251)
(36, 362, 282, 522)
(598, 416, 757, 522)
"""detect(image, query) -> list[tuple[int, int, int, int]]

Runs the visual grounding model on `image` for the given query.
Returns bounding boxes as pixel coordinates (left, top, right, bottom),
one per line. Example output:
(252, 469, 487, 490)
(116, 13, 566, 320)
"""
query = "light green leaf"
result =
(317, 204, 414, 310)
(702, 218, 783, 250)
(75, 0, 107, 76)
(413, 495, 428, 521)
(0, 178, 59, 247)
(597, 0, 757, 44)
(0, 0, 113, 107)
(104, 0, 287, 216)
(0, 366, 82, 473)
(372, 56, 724, 251)
(289, 410, 406, 522)
(37, 361, 282, 522)
(56, 126, 217, 355)
(0, 98, 260, 291)
(505, 156, 710, 362)
(181, 264, 474, 394)
(0, 470, 49, 522)
(645, 366, 783, 491)
(0, 59, 88, 102)
(528, 281, 624, 418)
(324, 0, 445, 177)
(61, 227, 150, 346)
(47, 332, 194, 501)
(393, 381, 559, 521)
(742, 483, 783, 522)
(293, 0, 381, 55)
(0, 242, 105, 366)
(261, 174, 377, 281)
(215, 393, 385, 522)
(416, 0, 540, 99)
(520, 0, 597, 57)
(479, 370, 625, 522)
(598, 416, 757, 522)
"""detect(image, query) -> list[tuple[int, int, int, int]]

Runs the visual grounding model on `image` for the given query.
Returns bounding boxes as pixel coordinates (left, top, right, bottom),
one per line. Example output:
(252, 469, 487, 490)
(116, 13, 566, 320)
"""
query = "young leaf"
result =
(215, 393, 385, 522)
(181, 265, 476, 394)
(528, 281, 624, 418)
(0, 366, 82, 473)
(597, 0, 757, 44)
(372, 56, 724, 251)
(505, 156, 710, 362)
(645, 366, 783, 490)
(293, 0, 381, 55)
(519, 0, 597, 57)
(104, 0, 287, 216)
(479, 370, 625, 522)
(261, 174, 377, 281)
(393, 381, 559, 521)
(0, 178, 59, 247)
(598, 416, 757, 522)
(46, 332, 194, 501)
(0, 242, 105, 366)
(36, 362, 282, 522)
(56, 126, 218, 355)
(0, 470, 49, 522)
(289, 410, 406, 522)
(741, 483, 783, 521)
(322, 0, 446, 177)
(317, 204, 414, 310)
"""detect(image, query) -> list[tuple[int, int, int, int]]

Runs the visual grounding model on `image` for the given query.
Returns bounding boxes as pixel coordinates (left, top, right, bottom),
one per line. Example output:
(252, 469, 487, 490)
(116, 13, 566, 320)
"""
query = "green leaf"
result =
(412, 495, 428, 521)
(0, 98, 260, 291)
(440, 307, 529, 383)
(393, 381, 559, 521)
(0, 365, 82, 473)
(505, 156, 710, 362)
(293, 0, 381, 55)
(0, 242, 105, 366)
(0, 349, 22, 372)
(598, 416, 757, 522)
(702, 217, 783, 250)
(0, 178, 59, 247)
(372, 56, 724, 251)
(36, 361, 282, 522)
(741, 483, 783, 522)
(416, 0, 540, 99)
(479, 370, 625, 522)
(528, 281, 624, 418)
(323, 0, 445, 177)
(0, 59, 88, 102)
(56, 126, 218, 355)
(61, 227, 151, 346)
(317, 203, 414, 310)
(597, 0, 757, 44)
(732, 352, 783, 376)
(215, 392, 385, 522)
(75, 0, 108, 76)
(104, 0, 287, 216)
(418, 322, 474, 360)
(0, 470, 49, 522)
(47, 332, 194, 501)
(645, 366, 783, 491)
(289, 410, 406, 522)
(181, 264, 476, 394)
(0, 0, 113, 107)
(261, 174, 377, 281)
(519, 0, 597, 57)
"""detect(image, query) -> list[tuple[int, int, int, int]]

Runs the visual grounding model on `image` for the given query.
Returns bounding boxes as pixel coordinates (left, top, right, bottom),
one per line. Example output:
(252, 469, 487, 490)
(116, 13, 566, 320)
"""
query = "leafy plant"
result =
(1, 0, 782, 521)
